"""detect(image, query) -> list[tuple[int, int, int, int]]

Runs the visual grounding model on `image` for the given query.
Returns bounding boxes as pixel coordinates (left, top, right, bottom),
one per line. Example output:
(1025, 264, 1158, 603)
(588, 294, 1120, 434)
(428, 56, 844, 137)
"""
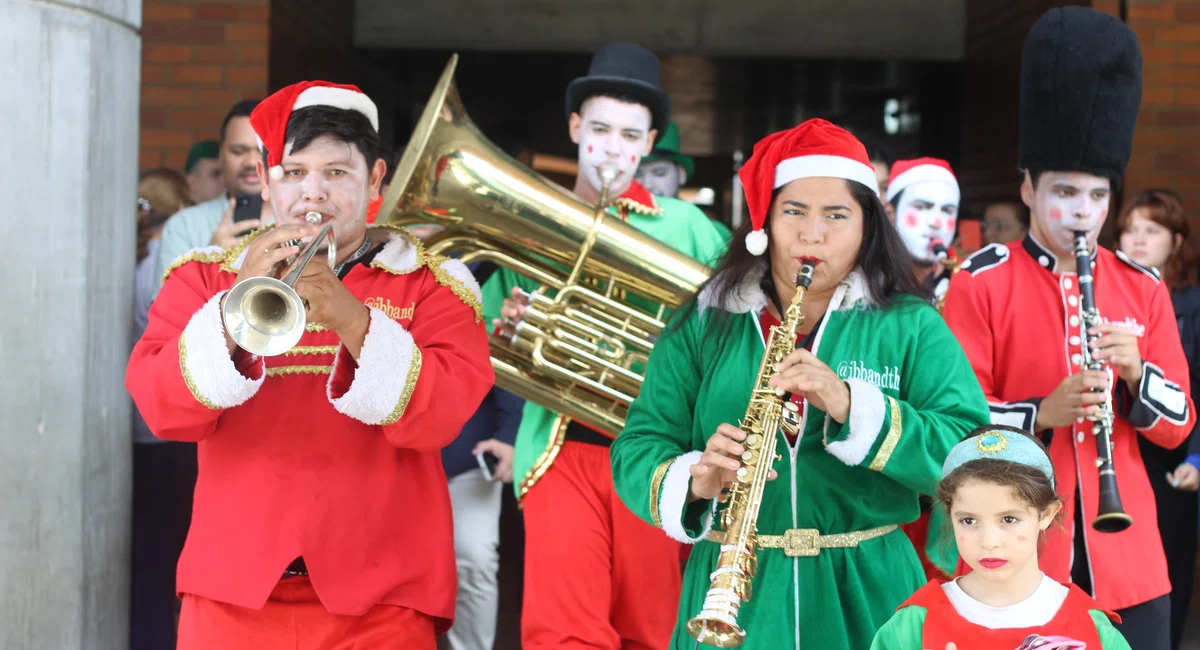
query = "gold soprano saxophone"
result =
(686, 259, 817, 648)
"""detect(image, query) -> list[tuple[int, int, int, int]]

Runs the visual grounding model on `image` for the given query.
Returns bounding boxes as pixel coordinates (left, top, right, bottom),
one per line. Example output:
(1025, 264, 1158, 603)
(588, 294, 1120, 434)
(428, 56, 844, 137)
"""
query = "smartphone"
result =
(232, 193, 263, 223)
(475, 450, 499, 482)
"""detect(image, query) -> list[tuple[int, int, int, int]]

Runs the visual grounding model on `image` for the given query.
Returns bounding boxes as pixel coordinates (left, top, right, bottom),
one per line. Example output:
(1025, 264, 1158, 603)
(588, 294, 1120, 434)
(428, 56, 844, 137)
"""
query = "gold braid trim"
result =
(517, 415, 570, 502)
(305, 323, 329, 333)
(615, 196, 664, 216)
(369, 226, 428, 276)
(284, 346, 339, 356)
(266, 365, 334, 377)
(161, 250, 227, 283)
(381, 346, 423, 426)
(424, 253, 484, 323)
(648, 458, 674, 528)
(178, 333, 220, 410)
(868, 396, 903, 472)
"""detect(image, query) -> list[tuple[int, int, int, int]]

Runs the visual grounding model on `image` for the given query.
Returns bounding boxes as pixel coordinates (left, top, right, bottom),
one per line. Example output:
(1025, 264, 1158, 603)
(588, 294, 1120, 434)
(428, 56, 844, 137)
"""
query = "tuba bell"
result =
(376, 54, 714, 436)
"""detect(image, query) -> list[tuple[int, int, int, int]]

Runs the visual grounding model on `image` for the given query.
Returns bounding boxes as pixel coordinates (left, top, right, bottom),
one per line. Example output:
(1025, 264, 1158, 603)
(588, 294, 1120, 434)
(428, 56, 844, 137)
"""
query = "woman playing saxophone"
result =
(609, 119, 991, 649)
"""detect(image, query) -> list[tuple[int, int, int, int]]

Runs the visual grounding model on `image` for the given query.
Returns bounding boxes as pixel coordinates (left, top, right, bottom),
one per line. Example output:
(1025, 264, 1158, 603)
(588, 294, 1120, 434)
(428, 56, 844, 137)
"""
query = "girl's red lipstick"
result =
(979, 558, 1008, 569)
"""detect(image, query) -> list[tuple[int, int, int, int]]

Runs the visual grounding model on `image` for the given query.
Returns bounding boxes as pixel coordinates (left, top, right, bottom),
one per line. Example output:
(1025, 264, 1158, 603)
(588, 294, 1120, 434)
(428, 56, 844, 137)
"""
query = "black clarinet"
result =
(1072, 231, 1133, 533)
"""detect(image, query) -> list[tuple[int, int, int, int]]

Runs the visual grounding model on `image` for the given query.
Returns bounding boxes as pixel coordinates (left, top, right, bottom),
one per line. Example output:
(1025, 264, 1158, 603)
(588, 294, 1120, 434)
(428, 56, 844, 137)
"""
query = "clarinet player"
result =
(942, 8, 1196, 648)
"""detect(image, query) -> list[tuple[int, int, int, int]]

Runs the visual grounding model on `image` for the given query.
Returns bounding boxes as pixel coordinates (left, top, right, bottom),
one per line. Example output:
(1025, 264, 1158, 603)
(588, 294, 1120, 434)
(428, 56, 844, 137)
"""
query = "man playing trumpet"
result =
(125, 80, 493, 649)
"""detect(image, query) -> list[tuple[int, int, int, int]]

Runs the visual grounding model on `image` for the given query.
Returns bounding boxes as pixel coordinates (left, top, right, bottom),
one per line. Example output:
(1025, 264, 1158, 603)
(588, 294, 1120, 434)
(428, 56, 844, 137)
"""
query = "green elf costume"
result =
(481, 42, 730, 649)
(609, 118, 991, 649)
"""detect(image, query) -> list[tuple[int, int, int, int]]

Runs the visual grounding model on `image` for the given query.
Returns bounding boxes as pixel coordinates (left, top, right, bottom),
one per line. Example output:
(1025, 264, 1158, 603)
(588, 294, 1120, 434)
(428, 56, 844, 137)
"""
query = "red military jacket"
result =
(942, 234, 1194, 611)
(125, 226, 494, 630)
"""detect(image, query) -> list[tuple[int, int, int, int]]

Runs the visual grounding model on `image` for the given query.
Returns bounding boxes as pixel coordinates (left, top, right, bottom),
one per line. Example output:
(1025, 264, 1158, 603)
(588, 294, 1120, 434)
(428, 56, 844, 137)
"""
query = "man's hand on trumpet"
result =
(293, 259, 369, 359)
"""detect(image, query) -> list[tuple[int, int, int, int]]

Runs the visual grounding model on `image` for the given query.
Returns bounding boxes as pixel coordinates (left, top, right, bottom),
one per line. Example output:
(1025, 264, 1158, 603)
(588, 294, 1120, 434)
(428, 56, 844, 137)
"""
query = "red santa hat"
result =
(249, 81, 379, 181)
(885, 157, 957, 202)
(739, 119, 878, 256)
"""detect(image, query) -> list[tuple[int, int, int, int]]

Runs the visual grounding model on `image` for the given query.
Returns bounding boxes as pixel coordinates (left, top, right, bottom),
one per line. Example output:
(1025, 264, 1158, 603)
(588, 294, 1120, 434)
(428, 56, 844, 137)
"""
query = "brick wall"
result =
(1097, 0, 1200, 228)
(138, 0, 269, 171)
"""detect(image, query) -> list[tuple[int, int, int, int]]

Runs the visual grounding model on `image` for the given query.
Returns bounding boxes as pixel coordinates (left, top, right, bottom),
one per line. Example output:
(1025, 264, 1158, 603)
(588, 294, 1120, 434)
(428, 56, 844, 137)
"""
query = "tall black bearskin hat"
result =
(1018, 6, 1143, 184)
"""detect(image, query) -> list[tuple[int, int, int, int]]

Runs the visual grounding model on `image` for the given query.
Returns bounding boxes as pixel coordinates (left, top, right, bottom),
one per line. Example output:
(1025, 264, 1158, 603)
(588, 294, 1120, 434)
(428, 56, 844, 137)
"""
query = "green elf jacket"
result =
(479, 182, 731, 500)
(608, 262, 992, 650)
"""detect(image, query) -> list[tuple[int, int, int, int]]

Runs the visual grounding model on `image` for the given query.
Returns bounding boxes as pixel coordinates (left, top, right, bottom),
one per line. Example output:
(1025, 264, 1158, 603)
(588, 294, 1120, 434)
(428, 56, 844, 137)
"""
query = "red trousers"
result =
(177, 577, 435, 650)
(521, 441, 683, 650)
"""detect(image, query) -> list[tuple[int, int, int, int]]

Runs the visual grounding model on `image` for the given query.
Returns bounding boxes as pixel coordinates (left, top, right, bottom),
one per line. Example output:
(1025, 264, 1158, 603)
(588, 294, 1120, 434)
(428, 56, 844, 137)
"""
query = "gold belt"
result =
(703, 524, 897, 558)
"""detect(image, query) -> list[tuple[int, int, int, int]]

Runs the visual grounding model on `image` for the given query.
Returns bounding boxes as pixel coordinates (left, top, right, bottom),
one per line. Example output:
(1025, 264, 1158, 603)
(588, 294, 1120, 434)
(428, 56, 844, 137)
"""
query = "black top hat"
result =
(565, 42, 672, 144)
(1018, 6, 1143, 184)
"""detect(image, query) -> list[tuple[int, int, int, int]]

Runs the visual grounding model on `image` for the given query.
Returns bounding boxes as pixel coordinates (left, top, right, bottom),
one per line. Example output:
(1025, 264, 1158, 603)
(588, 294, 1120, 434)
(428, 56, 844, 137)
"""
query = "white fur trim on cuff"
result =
(825, 378, 886, 466)
(774, 154, 879, 194)
(180, 291, 263, 409)
(327, 307, 419, 425)
(659, 450, 714, 544)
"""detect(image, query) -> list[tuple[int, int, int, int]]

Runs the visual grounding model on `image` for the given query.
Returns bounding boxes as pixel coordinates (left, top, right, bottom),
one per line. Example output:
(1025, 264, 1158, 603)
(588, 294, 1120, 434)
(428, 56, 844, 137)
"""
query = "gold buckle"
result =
(782, 528, 820, 557)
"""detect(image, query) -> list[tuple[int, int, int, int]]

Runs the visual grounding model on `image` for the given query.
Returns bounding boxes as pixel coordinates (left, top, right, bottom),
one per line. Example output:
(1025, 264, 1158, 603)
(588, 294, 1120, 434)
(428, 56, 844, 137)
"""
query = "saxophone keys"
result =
(784, 401, 799, 412)
(745, 434, 760, 447)
(736, 467, 749, 480)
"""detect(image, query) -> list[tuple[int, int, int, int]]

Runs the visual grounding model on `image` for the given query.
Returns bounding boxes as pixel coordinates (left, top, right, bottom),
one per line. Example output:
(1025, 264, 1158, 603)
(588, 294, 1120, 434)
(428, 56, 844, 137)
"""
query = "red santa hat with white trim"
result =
(739, 118, 879, 256)
(885, 157, 957, 202)
(249, 81, 380, 181)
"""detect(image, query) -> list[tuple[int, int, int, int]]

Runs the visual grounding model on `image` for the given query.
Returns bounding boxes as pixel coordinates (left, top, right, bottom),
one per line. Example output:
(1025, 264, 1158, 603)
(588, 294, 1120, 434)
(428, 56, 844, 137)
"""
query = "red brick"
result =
(143, 44, 190, 63)
(141, 85, 193, 107)
(164, 149, 188, 170)
(240, 44, 268, 65)
(193, 88, 240, 108)
(1179, 47, 1200, 65)
(242, 6, 269, 22)
(1135, 128, 1176, 148)
(172, 65, 223, 85)
(139, 149, 164, 171)
(141, 64, 168, 84)
(143, 3, 194, 22)
(1130, 5, 1176, 22)
(1134, 25, 1160, 46)
(1155, 151, 1200, 169)
(1178, 5, 1200, 22)
(140, 107, 167, 129)
(190, 45, 238, 64)
(1144, 86, 1177, 105)
(225, 66, 267, 86)
(1143, 45, 1179, 65)
(1093, 0, 1120, 17)
(196, 4, 239, 21)
(141, 23, 168, 41)
(167, 23, 224, 43)
(164, 108, 221, 129)
(1158, 26, 1200, 43)
(1155, 67, 1200, 85)
(1156, 108, 1200, 126)
(141, 129, 193, 149)
(1179, 88, 1200, 105)
(225, 23, 268, 43)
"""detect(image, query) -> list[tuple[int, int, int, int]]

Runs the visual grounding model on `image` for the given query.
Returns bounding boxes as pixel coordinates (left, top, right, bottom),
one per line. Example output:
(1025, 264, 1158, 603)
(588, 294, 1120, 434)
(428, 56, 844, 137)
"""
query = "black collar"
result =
(1021, 233, 1096, 273)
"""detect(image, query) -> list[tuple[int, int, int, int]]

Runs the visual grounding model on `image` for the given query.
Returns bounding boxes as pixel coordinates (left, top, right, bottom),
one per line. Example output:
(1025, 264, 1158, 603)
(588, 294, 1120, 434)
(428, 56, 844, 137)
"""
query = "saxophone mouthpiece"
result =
(796, 258, 818, 289)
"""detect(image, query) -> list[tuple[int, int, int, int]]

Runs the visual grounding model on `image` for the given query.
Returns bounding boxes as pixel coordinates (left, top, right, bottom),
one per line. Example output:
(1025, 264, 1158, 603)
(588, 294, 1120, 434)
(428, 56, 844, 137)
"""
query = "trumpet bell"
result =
(222, 276, 308, 357)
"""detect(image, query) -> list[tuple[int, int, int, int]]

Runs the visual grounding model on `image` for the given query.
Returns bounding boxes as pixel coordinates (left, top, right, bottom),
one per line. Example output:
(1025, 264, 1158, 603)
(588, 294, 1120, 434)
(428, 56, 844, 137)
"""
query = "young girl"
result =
(871, 425, 1130, 650)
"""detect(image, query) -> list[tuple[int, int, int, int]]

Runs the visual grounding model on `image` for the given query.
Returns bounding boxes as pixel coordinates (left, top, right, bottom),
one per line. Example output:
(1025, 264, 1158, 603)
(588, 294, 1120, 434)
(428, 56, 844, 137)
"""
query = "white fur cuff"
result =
(659, 450, 714, 544)
(825, 378, 887, 466)
(180, 291, 264, 409)
(328, 307, 420, 425)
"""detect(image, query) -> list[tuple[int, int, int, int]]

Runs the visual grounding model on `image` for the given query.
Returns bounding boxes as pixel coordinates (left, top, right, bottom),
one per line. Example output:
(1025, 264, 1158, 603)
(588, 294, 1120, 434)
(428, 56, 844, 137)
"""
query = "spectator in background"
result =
(152, 98, 266, 297)
(131, 168, 196, 650)
(1117, 188, 1200, 650)
(981, 200, 1029, 246)
(634, 121, 693, 199)
(184, 140, 223, 203)
(859, 136, 895, 218)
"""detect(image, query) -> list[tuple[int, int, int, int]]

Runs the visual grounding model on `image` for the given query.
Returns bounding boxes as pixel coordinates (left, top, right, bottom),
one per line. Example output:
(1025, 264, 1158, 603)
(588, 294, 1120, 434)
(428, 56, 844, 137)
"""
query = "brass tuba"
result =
(376, 55, 713, 436)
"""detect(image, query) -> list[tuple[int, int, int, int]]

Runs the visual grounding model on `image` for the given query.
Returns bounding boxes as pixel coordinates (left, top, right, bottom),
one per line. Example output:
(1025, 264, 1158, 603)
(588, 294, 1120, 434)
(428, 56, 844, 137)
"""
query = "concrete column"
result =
(0, 1, 140, 648)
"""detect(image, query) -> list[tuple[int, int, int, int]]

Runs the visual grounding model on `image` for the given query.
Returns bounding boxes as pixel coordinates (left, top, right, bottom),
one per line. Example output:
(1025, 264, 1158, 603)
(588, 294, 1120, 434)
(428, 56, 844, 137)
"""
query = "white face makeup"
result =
(260, 134, 382, 260)
(570, 96, 655, 197)
(634, 159, 683, 198)
(1026, 171, 1111, 256)
(894, 180, 960, 263)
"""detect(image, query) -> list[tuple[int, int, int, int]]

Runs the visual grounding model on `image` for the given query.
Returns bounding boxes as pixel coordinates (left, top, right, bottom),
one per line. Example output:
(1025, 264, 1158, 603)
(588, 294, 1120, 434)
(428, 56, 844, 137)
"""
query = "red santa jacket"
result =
(125, 227, 493, 630)
(942, 234, 1194, 611)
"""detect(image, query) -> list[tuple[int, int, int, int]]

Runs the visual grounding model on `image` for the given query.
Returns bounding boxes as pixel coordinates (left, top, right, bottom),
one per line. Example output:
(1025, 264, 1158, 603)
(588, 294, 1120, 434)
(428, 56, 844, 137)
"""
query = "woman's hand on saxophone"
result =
(769, 349, 851, 424)
(688, 424, 778, 503)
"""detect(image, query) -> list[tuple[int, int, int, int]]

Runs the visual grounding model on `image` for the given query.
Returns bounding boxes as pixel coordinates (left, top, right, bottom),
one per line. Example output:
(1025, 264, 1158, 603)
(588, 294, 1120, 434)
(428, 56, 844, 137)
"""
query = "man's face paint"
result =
(634, 159, 683, 198)
(894, 180, 960, 264)
(1026, 171, 1111, 256)
(570, 96, 654, 197)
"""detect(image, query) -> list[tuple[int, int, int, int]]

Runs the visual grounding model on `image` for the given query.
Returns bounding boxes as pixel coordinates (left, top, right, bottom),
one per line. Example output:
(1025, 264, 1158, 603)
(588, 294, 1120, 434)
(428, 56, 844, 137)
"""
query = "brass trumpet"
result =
(222, 211, 337, 356)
